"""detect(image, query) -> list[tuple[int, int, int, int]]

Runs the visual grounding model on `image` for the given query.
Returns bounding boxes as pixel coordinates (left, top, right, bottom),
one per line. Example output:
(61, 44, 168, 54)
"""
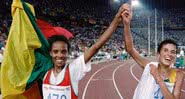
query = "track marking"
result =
(112, 62, 131, 99)
(130, 64, 185, 93)
(130, 64, 139, 82)
(91, 79, 112, 81)
(82, 61, 122, 99)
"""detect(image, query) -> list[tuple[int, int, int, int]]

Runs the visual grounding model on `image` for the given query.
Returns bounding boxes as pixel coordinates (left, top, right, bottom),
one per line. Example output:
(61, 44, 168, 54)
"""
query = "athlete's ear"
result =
(50, 51, 52, 56)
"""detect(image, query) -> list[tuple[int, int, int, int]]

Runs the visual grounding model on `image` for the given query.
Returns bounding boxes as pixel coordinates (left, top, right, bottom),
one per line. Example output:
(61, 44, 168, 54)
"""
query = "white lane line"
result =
(130, 64, 185, 93)
(130, 64, 139, 82)
(112, 62, 129, 99)
(91, 79, 112, 81)
(82, 61, 121, 99)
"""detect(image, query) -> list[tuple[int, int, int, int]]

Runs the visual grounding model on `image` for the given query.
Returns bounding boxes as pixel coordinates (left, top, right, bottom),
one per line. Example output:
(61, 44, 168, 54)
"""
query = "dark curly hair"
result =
(48, 35, 71, 52)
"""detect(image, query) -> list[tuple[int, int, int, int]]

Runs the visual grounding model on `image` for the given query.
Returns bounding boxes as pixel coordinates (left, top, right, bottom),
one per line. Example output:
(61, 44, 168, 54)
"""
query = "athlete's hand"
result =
(121, 3, 132, 25)
(150, 64, 163, 84)
(115, 3, 131, 23)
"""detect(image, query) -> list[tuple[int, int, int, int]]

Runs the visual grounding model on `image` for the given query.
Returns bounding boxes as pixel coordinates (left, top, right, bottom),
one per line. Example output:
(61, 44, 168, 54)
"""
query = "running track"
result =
(78, 59, 185, 99)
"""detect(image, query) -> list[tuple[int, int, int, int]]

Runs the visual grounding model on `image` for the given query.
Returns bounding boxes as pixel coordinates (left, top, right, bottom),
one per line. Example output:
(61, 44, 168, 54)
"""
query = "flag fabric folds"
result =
(53, 27, 74, 39)
(36, 19, 56, 39)
(37, 19, 74, 39)
(1, 0, 53, 98)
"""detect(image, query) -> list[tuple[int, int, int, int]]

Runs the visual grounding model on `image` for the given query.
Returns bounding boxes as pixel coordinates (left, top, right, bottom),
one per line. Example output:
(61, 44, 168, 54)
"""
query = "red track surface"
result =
(78, 59, 185, 99)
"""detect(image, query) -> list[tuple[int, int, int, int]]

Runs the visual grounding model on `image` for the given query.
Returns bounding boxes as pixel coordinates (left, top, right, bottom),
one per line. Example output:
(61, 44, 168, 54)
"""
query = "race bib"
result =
(43, 84, 71, 99)
(153, 82, 174, 99)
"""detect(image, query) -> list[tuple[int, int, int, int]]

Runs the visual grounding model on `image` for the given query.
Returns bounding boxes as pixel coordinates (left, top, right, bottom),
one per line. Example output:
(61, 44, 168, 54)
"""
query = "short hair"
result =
(48, 35, 70, 52)
(157, 39, 177, 53)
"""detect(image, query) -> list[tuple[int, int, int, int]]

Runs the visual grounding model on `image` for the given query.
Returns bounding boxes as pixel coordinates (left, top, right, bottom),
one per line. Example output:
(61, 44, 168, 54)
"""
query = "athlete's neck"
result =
(53, 64, 65, 77)
(158, 64, 171, 74)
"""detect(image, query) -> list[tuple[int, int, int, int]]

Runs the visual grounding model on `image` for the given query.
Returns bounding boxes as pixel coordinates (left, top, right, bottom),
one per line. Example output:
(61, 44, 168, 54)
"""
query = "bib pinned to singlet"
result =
(43, 84, 71, 99)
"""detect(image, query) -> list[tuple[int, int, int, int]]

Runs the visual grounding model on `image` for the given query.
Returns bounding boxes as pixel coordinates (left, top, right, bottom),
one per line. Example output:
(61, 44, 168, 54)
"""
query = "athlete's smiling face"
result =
(158, 44, 177, 67)
(50, 41, 68, 67)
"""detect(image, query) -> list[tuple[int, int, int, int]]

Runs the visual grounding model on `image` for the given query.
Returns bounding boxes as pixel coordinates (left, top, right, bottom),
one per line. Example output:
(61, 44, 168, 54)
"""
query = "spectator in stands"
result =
(42, 3, 126, 99)
(180, 48, 184, 56)
(179, 48, 184, 68)
(122, 3, 185, 99)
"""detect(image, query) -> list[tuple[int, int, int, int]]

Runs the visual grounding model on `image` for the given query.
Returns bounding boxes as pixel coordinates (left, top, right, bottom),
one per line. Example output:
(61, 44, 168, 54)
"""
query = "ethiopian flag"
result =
(1, 0, 53, 98)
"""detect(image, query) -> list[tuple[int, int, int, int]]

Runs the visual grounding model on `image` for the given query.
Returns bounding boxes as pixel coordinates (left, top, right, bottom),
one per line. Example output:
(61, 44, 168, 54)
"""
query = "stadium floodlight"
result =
(131, 0, 139, 7)
(113, 0, 120, 3)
